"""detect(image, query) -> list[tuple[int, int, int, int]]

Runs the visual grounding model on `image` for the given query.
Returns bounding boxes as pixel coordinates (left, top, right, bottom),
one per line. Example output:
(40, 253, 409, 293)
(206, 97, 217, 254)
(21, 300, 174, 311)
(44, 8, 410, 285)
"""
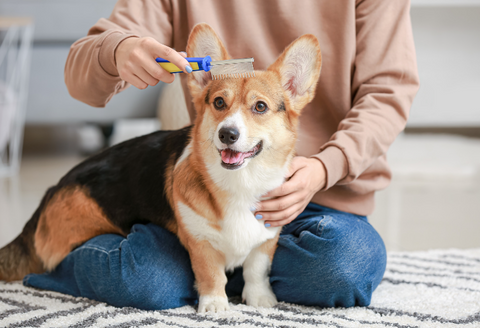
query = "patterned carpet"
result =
(1, 248, 479, 328)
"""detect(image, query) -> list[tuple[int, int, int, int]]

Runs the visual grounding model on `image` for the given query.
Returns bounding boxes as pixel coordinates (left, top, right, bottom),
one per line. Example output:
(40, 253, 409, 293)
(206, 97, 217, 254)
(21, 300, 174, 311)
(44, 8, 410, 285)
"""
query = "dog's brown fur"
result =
(35, 186, 125, 271)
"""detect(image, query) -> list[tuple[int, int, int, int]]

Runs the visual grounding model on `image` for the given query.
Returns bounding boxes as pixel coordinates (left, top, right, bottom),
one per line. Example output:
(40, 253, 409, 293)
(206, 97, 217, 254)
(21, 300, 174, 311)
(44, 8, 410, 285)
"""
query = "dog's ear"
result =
(268, 35, 322, 113)
(186, 23, 230, 99)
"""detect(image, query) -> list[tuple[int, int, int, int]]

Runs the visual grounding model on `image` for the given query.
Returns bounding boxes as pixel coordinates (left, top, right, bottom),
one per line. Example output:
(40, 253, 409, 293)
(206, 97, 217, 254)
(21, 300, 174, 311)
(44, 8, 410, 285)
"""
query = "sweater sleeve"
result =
(312, 0, 420, 190)
(64, 0, 174, 107)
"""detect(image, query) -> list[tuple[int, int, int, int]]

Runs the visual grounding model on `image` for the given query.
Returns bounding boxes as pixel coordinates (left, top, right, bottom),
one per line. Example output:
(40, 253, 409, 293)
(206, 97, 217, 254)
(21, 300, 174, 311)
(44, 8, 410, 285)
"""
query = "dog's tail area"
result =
(0, 218, 43, 281)
(0, 187, 55, 281)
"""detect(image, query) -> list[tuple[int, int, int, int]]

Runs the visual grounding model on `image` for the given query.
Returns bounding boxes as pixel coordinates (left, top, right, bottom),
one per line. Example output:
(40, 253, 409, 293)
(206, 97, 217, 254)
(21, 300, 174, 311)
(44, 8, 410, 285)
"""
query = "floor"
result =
(0, 154, 84, 249)
(1, 132, 480, 251)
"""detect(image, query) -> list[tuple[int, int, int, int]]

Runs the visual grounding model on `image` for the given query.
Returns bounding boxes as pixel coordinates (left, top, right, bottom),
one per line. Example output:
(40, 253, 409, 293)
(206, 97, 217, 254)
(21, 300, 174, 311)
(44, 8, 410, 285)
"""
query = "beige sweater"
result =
(65, 0, 419, 216)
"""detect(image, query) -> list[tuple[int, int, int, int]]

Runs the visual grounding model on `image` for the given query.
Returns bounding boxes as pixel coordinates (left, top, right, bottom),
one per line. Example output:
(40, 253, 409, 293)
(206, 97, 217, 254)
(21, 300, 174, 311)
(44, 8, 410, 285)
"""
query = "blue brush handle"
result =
(155, 56, 212, 73)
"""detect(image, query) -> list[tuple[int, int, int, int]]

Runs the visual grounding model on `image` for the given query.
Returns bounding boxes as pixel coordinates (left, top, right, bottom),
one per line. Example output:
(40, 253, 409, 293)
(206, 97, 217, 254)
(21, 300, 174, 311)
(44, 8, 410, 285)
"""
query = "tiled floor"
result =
(1, 134, 480, 251)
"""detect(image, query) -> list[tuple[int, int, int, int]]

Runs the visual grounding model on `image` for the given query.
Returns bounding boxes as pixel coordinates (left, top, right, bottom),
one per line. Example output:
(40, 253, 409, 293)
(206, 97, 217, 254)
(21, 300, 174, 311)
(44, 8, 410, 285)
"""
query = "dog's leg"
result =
(186, 239, 229, 313)
(242, 235, 279, 308)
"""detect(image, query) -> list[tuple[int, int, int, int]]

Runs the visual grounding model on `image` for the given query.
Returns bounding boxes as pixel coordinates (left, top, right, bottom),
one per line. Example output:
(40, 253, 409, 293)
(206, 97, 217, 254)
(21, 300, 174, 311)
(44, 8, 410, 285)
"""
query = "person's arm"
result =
(257, 0, 420, 226)
(65, 0, 190, 107)
(313, 0, 419, 189)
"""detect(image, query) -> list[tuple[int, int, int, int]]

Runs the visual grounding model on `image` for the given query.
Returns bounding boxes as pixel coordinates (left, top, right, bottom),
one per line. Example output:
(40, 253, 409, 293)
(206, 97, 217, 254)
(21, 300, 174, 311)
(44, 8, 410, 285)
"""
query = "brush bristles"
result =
(210, 62, 255, 80)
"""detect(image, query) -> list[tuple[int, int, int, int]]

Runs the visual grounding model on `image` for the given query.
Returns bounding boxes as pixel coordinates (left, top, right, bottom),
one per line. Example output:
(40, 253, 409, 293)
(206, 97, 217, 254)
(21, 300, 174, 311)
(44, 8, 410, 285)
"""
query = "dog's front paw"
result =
(242, 285, 278, 308)
(198, 295, 229, 313)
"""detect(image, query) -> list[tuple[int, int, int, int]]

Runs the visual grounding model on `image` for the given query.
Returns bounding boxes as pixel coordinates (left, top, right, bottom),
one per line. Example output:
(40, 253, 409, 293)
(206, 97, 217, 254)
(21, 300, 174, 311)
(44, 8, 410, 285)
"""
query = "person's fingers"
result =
(179, 51, 188, 58)
(265, 208, 304, 227)
(135, 67, 160, 86)
(261, 177, 301, 199)
(117, 37, 190, 84)
(161, 70, 175, 83)
(261, 203, 302, 226)
(262, 160, 307, 199)
(124, 72, 148, 90)
(285, 157, 308, 179)
(147, 39, 191, 73)
(257, 190, 303, 213)
(142, 58, 175, 83)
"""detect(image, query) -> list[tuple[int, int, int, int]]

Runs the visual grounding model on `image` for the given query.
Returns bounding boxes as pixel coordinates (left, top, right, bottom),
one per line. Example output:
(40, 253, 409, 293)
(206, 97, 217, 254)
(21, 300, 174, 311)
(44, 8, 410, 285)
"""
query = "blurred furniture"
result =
(0, 0, 164, 126)
(0, 17, 33, 177)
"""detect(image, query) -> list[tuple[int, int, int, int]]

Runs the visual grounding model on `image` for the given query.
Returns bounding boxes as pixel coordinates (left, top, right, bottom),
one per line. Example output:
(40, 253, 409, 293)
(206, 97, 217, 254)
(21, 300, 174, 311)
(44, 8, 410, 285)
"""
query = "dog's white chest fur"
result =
(177, 155, 287, 271)
(221, 204, 280, 269)
(178, 201, 280, 271)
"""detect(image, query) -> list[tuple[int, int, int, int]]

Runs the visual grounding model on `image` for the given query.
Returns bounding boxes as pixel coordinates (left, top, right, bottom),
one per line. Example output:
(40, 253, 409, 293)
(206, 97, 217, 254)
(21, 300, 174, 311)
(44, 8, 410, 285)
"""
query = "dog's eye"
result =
(214, 97, 226, 110)
(254, 101, 268, 113)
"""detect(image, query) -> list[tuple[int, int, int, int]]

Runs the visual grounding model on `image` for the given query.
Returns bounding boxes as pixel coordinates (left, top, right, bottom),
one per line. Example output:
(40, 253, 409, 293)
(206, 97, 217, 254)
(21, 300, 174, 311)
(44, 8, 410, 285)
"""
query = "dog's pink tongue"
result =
(221, 149, 246, 164)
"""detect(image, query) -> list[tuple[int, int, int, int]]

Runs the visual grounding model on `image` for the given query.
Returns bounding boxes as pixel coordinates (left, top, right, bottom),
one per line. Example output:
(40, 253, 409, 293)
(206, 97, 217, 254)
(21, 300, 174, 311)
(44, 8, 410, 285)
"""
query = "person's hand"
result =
(254, 157, 326, 227)
(115, 37, 191, 89)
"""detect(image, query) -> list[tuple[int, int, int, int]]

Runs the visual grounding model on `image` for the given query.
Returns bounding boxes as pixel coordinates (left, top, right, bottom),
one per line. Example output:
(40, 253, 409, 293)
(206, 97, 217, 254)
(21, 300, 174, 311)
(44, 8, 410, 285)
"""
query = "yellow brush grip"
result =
(158, 62, 199, 73)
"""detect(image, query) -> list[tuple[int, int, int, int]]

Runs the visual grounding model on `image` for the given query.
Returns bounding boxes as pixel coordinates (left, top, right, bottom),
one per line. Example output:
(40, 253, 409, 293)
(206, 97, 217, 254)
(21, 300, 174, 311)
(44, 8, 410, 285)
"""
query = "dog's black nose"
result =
(218, 127, 240, 145)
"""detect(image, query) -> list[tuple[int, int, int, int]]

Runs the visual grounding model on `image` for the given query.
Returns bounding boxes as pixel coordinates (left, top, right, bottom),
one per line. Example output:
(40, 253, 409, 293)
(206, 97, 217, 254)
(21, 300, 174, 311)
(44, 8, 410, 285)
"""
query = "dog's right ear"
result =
(186, 23, 230, 99)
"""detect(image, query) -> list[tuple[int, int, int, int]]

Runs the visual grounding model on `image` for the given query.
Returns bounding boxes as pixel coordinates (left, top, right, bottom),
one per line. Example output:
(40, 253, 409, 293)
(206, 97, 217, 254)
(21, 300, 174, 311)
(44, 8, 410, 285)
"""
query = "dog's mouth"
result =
(219, 141, 263, 170)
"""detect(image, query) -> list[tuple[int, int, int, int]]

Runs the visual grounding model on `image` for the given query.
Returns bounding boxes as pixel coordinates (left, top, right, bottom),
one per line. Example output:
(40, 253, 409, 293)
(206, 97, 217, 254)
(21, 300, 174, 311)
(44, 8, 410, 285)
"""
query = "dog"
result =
(0, 23, 322, 313)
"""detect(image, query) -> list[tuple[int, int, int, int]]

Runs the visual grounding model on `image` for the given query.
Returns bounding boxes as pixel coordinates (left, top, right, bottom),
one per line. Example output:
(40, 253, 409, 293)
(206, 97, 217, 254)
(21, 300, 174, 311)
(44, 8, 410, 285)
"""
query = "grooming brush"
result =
(155, 56, 255, 79)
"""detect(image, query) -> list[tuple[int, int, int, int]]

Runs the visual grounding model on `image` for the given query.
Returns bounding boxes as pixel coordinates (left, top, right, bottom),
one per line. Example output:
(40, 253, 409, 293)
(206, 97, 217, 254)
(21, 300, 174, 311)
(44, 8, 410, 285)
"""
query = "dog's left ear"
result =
(268, 35, 322, 113)
(186, 23, 230, 99)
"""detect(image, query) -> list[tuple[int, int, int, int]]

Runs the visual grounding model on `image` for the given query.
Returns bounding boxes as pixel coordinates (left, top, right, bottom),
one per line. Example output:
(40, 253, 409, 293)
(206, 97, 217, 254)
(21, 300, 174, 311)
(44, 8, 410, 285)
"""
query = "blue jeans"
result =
(24, 203, 386, 310)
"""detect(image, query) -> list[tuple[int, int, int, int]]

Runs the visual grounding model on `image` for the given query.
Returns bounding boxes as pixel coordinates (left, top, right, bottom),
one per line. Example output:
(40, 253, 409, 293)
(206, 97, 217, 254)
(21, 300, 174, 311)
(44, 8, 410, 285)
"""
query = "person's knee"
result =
(325, 246, 386, 307)
(315, 221, 387, 307)
(272, 215, 386, 308)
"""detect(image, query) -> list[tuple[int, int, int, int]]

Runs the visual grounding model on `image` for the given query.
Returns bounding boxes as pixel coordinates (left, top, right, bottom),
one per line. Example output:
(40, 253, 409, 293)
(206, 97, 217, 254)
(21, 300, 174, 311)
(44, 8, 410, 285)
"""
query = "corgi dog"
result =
(0, 23, 322, 312)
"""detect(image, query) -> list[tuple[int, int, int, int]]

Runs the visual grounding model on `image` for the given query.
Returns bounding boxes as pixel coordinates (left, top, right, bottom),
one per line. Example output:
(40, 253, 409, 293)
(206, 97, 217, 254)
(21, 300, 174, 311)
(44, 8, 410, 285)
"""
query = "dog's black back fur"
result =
(57, 125, 192, 232)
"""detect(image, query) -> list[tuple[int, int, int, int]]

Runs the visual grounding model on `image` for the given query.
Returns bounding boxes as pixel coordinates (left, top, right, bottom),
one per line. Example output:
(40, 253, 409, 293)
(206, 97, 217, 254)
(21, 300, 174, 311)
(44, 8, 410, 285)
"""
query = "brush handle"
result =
(155, 56, 212, 74)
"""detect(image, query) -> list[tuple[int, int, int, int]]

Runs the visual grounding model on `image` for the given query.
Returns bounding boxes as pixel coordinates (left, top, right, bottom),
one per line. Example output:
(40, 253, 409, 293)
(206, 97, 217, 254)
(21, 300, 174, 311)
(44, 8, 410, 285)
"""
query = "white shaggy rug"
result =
(1, 248, 479, 328)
